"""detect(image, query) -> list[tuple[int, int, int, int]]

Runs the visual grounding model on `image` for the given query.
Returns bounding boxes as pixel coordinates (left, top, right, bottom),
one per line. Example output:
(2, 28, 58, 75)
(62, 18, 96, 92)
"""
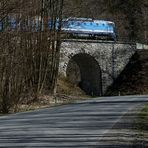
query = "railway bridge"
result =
(59, 39, 136, 96)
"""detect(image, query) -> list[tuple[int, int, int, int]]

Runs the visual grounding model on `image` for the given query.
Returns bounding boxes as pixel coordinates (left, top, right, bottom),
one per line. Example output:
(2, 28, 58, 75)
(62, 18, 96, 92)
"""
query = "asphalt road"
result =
(0, 95, 148, 148)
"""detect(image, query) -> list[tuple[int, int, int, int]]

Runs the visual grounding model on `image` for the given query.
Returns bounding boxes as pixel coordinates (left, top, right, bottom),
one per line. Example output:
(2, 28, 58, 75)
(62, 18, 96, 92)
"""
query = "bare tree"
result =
(0, 0, 64, 113)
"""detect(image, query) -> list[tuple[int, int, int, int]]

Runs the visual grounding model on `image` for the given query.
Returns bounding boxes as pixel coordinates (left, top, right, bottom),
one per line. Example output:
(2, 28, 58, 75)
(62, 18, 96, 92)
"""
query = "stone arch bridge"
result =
(59, 39, 136, 96)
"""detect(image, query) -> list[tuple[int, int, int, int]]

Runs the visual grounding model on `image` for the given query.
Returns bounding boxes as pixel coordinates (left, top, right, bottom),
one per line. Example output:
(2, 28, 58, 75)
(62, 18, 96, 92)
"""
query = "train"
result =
(62, 18, 117, 41)
(0, 17, 117, 41)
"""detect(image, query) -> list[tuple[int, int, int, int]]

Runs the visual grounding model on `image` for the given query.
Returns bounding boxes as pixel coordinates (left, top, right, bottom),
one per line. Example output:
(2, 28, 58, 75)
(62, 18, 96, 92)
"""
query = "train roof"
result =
(63, 17, 115, 24)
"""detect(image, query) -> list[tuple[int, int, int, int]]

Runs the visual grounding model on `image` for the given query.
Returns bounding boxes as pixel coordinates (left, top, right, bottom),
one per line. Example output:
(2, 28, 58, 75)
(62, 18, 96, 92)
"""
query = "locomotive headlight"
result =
(108, 21, 113, 23)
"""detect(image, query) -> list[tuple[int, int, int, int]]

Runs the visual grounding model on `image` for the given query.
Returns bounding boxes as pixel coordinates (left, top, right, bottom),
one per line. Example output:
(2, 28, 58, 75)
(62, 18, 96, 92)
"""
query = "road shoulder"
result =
(96, 104, 148, 148)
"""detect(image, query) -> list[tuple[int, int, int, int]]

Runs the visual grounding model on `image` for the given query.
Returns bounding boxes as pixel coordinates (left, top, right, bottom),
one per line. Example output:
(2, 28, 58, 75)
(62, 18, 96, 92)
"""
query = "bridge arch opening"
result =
(66, 53, 102, 96)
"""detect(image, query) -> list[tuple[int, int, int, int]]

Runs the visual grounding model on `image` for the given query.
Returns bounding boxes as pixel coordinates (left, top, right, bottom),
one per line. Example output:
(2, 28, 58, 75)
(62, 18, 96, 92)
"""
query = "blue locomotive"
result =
(62, 18, 117, 41)
(0, 17, 117, 41)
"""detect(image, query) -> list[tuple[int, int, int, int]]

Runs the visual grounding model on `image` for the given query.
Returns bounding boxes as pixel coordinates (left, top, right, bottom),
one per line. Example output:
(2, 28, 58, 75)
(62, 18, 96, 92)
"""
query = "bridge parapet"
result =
(59, 39, 136, 94)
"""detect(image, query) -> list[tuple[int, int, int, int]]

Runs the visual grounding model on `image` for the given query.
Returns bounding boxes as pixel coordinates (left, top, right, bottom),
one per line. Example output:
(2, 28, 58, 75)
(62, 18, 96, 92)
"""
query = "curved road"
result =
(0, 95, 148, 147)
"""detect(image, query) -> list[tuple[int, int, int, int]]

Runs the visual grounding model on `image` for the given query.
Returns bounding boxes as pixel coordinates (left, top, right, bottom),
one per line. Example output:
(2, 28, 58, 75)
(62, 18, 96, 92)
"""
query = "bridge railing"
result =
(61, 38, 136, 46)
(61, 32, 137, 45)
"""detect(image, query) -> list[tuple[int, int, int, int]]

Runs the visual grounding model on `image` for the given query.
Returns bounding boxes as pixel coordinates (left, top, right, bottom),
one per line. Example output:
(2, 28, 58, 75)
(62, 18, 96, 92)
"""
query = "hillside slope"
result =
(106, 50, 148, 96)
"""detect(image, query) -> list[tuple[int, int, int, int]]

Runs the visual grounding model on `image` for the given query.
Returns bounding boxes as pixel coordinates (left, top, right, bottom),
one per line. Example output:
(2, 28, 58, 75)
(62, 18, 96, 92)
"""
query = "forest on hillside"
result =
(63, 0, 148, 43)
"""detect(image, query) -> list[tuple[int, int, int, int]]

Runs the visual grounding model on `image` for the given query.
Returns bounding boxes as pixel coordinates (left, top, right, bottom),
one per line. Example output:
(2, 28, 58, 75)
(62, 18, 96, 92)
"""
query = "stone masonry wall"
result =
(59, 40, 136, 94)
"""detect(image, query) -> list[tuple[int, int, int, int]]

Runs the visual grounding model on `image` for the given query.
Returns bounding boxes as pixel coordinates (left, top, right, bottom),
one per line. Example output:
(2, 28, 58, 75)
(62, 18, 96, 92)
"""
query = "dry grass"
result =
(57, 77, 87, 97)
(135, 104, 148, 130)
(133, 104, 148, 147)
(6, 77, 90, 114)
